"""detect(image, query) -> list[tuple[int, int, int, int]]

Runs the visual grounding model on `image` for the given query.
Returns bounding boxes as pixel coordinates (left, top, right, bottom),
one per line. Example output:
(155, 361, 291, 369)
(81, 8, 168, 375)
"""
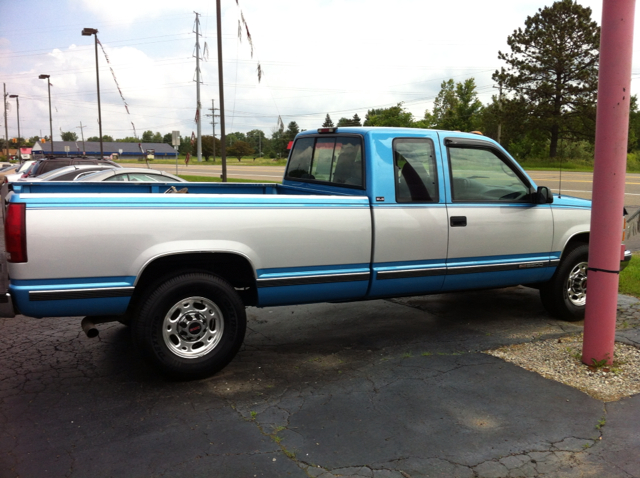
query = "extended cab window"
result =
(286, 136, 364, 188)
(448, 145, 531, 202)
(394, 138, 438, 202)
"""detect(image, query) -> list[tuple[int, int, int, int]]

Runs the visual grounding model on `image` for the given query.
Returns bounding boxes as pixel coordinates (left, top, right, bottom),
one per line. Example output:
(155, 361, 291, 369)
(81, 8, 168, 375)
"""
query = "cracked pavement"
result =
(1, 286, 639, 477)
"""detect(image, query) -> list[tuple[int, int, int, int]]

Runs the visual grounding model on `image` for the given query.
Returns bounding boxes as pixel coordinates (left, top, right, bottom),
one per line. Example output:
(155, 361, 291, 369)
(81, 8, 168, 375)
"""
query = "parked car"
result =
(1, 160, 35, 182)
(19, 164, 120, 182)
(21, 156, 120, 179)
(76, 168, 186, 182)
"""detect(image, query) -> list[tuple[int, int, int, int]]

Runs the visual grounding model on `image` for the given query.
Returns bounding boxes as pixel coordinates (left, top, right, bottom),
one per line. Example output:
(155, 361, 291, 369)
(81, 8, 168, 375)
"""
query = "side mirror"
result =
(536, 186, 554, 204)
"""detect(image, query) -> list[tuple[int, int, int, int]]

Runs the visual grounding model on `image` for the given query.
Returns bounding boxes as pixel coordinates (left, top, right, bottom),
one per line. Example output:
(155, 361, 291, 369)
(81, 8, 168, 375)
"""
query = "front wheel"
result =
(133, 273, 246, 379)
(539, 244, 589, 322)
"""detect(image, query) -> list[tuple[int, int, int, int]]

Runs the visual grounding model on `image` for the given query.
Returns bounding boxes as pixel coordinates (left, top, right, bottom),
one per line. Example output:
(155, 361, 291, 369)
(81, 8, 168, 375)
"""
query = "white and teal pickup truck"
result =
(0, 127, 631, 378)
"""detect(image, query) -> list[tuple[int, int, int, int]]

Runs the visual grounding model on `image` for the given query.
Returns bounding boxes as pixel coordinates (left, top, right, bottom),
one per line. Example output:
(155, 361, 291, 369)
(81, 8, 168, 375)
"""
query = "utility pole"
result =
(3, 84, 8, 160)
(193, 12, 203, 163)
(216, 0, 227, 181)
(206, 99, 220, 162)
(81, 28, 103, 159)
(77, 121, 86, 154)
(9, 95, 20, 153)
(38, 75, 54, 155)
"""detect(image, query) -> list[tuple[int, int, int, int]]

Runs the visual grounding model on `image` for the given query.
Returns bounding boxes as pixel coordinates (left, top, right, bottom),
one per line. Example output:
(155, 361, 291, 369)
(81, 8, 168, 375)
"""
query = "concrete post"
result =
(582, 0, 636, 366)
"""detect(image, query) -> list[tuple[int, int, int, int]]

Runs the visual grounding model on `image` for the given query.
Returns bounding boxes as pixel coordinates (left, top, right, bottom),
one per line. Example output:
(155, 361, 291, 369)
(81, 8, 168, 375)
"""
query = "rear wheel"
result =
(540, 244, 589, 321)
(133, 273, 246, 379)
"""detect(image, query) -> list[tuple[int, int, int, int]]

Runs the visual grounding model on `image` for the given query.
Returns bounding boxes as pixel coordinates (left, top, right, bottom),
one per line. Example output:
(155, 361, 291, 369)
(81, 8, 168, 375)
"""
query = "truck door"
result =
(441, 137, 554, 291)
(369, 135, 449, 297)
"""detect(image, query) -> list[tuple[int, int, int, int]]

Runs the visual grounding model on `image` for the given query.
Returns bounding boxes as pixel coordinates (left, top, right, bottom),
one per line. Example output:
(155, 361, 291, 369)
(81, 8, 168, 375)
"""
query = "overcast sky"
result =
(1, 0, 639, 142)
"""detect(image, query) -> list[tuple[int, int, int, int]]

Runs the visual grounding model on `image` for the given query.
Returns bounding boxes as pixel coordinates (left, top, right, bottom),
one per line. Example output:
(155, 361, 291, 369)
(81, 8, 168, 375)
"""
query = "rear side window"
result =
(286, 136, 364, 188)
(37, 160, 71, 175)
(394, 138, 438, 202)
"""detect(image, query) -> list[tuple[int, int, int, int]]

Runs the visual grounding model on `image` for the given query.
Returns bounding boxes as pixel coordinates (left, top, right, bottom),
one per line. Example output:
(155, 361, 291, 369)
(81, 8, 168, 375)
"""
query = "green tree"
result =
(454, 79, 483, 131)
(60, 131, 78, 141)
(87, 135, 113, 142)
(163, 133, 173, 144)
(424, 79, 457, 129)
(424, 79, 483, 131)
(495, 0, 600, 157)
(364, 103, 414, 127)
(322, 114, 334, 127)
(269, 129, 287, 158)
(285, 121, 300, 142)
(246, 129, 267, 156)
(227, 140, 254, 162)
(628, 95, 640, 152)
(178, 136, 193, 156)
(201, 135, 221, 161)
(337, 114, 362, 127)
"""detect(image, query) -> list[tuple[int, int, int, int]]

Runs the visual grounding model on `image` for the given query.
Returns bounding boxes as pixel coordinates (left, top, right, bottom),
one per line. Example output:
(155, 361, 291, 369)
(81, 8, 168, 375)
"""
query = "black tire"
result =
(539, 244, 589, 321)
(133, 273, 246, 379)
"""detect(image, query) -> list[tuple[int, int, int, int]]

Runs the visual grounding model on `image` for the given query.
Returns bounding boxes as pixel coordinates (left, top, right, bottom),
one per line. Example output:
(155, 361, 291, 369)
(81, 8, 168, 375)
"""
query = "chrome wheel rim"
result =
(162, 296, 224, 359)
(566, 261, 588, 307)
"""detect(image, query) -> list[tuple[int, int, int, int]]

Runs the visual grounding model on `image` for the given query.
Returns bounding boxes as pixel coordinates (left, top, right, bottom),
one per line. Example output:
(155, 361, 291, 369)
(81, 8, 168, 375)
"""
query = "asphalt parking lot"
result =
(2, 286, 640, 478)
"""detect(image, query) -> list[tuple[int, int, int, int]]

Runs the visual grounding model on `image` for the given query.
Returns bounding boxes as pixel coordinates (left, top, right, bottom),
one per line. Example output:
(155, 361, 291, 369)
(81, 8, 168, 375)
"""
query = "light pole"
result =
(38, 74, 54, 155)
(9, 95, 20, 157)
(81, 28, 103, 159)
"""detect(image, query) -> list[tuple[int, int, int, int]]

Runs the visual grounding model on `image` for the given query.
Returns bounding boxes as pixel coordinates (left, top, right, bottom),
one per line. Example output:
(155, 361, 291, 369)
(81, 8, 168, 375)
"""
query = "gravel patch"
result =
(486, 334, 640, 402)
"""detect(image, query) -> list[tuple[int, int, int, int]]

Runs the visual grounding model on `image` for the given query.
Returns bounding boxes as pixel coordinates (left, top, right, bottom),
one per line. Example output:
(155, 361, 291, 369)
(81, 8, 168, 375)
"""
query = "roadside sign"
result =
(172, 131, 180, 147)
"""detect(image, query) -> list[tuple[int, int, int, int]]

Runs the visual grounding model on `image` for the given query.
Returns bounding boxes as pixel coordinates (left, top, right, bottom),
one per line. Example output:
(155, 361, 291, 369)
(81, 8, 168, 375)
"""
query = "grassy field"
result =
(619, 252, 640, 298)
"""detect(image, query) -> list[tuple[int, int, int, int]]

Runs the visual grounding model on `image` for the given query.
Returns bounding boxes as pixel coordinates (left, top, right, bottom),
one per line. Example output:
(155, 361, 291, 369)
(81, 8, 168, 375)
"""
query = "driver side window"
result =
(449, 147, 530, 202)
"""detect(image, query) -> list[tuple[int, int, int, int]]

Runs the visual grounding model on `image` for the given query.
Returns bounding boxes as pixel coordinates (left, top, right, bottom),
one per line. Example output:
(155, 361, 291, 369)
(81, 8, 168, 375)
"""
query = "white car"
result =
(76, 168, 186, 182)
(19, 164, 119, 182)
(3, 160, 35, 183)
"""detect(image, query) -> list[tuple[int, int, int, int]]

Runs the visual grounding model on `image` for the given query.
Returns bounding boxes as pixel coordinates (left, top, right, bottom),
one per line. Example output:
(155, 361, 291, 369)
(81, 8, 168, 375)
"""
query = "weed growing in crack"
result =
(402, 352, 413, 358)
(250, 411, 257, 420)
(421, 352, 433, 356)
(596, 416, 606, 430)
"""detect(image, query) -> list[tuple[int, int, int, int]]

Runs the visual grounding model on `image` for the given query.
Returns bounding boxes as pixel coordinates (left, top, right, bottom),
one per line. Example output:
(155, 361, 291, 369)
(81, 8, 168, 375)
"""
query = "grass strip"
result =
(619, 252, 640, 298)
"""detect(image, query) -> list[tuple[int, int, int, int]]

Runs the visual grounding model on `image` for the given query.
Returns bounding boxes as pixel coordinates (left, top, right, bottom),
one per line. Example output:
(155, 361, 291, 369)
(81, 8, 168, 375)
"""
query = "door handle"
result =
(450, 216, 467, 227)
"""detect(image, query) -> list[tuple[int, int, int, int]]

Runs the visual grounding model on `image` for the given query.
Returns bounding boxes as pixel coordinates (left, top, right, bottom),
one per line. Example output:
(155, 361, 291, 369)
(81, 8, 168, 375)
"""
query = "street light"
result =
(82, 27, 103, 159)
(38, 74, 54, 154)
(8, 95, 20, 158)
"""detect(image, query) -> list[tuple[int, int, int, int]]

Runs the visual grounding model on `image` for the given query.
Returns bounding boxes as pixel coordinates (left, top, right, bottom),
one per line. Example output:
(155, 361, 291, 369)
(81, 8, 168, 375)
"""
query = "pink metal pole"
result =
(582, 0, 636, 366)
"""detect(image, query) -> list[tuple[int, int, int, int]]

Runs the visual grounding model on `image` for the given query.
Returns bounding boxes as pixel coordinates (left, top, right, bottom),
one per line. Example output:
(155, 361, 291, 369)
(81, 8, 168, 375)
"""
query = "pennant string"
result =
(97, 37, 137, 138)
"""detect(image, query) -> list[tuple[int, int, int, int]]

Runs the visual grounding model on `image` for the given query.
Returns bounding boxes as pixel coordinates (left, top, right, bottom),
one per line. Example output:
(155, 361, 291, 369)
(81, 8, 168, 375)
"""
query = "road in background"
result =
(527, 170, 640, 208)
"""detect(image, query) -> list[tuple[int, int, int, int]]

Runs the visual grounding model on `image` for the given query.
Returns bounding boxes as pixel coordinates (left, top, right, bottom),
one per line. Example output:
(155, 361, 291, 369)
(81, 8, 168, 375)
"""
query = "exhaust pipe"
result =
(81, 315, 121, 338)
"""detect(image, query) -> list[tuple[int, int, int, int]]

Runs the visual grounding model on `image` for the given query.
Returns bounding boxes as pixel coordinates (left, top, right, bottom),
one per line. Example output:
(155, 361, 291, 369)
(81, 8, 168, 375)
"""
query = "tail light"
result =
(5, 203, 27, 263)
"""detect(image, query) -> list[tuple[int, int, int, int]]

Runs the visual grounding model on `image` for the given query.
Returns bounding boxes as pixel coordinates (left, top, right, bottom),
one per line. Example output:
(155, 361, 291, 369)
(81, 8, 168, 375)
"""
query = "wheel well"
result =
(562, 233, 590, 259)
(129, 253, 258, 313)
